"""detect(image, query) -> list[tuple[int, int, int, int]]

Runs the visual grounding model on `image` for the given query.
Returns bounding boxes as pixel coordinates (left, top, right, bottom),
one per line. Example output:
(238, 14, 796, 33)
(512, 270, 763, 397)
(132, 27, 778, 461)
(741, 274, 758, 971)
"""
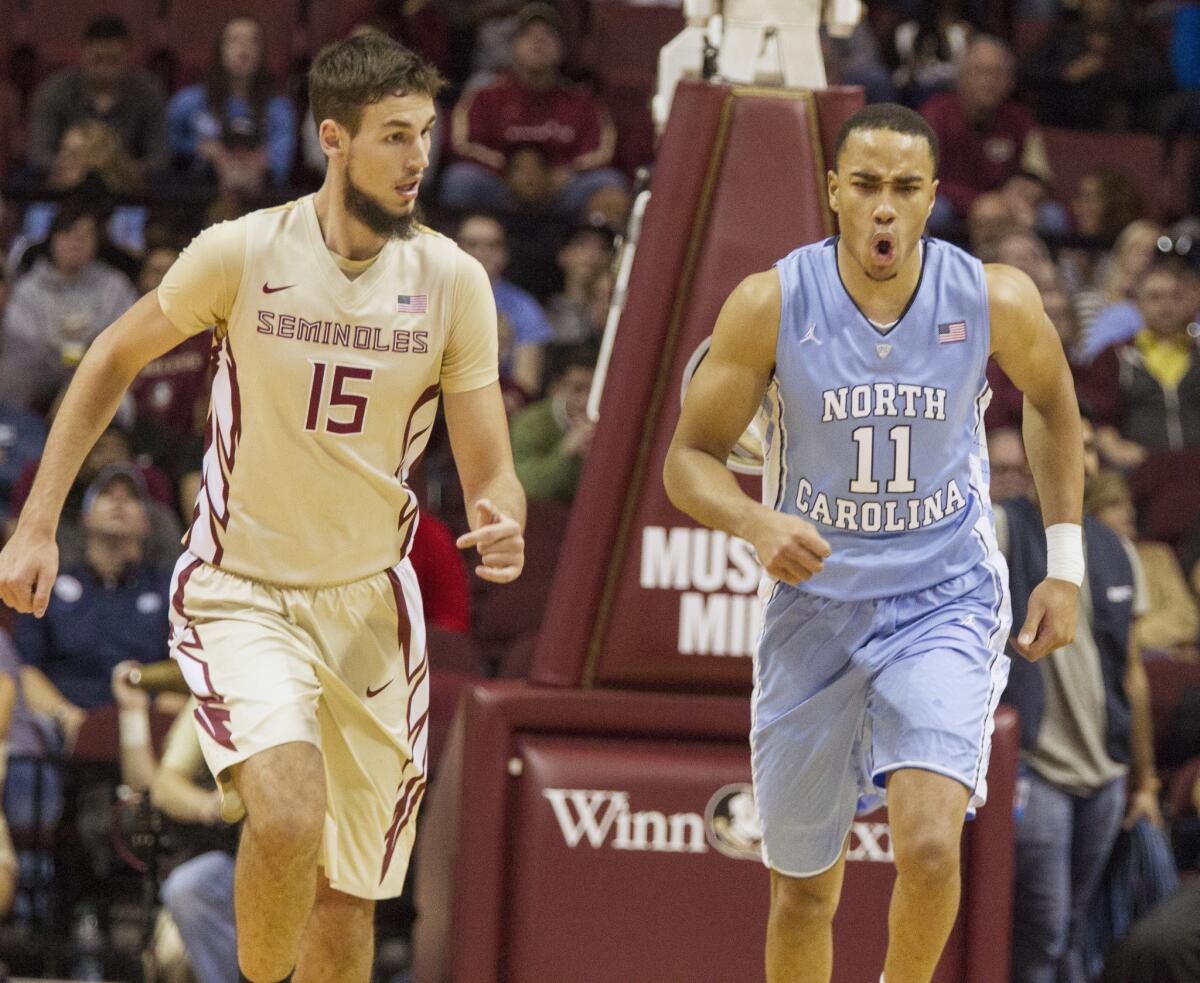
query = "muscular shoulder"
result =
(985, 264, 1042, 341)
(730, 269, 782, 322)
(709, 269, 781, 371)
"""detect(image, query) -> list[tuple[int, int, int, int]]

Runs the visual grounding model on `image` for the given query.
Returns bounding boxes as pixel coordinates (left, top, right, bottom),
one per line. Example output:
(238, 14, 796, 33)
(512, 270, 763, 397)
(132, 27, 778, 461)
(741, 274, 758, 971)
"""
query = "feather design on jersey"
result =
(380, 569, 429, 883)
(394, 384, 441, 553)
(167, 558, 237, 751)
(187, 332, 244, 565)
(380, 774, 426, 882)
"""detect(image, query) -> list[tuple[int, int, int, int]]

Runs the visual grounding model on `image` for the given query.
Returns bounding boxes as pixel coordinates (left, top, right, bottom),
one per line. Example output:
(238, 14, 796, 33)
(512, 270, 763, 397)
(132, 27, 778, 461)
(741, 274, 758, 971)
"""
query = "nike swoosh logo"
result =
(366, 678, 394, 698)
(262, 282, 295, 294)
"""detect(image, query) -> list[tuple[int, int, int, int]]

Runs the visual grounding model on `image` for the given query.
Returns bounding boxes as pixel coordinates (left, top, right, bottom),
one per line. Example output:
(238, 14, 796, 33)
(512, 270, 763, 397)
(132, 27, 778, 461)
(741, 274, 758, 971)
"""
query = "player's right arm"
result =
(0, 293, 192, 615)
(663, 271, 830, 585)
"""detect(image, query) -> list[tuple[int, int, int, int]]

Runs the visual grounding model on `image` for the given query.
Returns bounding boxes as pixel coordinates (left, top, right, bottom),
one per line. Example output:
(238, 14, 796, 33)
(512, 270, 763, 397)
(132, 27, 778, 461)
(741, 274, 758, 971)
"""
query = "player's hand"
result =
(1011, 578, 1078, 662)
(746, 508, 831, 585)
(456, 498, 525, 584)
(0, 527, 60, 617)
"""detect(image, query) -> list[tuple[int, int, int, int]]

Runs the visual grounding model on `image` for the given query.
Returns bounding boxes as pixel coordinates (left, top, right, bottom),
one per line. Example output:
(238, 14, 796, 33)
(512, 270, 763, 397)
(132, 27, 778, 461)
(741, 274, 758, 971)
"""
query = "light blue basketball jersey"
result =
(763, 236, 999, 601)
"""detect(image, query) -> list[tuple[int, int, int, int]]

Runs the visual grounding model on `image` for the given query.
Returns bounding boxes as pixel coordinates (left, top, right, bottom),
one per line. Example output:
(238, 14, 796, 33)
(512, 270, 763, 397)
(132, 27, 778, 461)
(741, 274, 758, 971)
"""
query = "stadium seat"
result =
(579, 3, 685, 172)
(3, 0, 156, 68)
(163, 0, 299, 82)
(427, 625, 482, 676)
(1143, 658, 1200, 768)
(1012, 17, 1053, 57)
(1041, 126, 1173, 221)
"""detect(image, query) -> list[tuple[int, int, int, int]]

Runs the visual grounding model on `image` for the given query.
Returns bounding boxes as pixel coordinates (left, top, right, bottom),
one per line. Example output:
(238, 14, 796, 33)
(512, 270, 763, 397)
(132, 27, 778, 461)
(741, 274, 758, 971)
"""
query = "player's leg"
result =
(231, 742, 327, 982)
(866, 564, 1011, 983)
(753, 585, 877, 983)
(883, 768, 970, 983)
(766, 846, 849, 983)
(294, 875, 376, 983)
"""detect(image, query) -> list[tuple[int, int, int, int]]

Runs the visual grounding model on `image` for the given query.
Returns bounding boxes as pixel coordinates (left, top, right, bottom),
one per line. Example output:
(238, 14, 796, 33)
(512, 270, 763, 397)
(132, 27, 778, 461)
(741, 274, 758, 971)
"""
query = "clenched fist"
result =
(1011, 578, 1079, 662)
(746, 508, 832, 585)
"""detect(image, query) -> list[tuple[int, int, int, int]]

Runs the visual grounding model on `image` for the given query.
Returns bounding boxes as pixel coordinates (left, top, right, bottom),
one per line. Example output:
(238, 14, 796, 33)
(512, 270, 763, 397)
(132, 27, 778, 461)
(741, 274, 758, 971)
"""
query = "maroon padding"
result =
(531, 80, 731, 688)
(532, 81, 862, 692)
(429, 684, 1018, 983)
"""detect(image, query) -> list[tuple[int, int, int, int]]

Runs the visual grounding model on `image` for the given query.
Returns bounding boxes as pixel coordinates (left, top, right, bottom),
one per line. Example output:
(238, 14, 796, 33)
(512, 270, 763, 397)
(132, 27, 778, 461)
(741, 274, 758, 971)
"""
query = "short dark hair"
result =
(833, 103, 939, 174)
(546, 340, 600, 386)
(308, 33, 443, 135)
(84, 16, 130, 42)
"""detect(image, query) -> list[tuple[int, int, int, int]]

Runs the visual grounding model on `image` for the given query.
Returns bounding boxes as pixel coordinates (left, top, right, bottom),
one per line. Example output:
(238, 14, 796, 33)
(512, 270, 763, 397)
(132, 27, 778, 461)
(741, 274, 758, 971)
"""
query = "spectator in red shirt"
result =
(440, 3, 628, 219)
(410, 510, 470, 634)
(920, 36, 1054, 236)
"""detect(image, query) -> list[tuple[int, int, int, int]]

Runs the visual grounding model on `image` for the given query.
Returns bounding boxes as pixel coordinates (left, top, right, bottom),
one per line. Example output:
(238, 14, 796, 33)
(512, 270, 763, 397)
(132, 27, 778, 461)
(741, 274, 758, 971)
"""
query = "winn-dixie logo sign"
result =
(542, 786, 893, 863)
(639, 527, 763, 657)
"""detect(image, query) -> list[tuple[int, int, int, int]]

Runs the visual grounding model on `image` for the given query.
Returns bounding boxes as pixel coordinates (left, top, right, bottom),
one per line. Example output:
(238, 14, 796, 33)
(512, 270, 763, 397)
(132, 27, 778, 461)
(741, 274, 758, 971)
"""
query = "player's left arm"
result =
(444, 383, 527, 584)
(987, 263, 1084, 662)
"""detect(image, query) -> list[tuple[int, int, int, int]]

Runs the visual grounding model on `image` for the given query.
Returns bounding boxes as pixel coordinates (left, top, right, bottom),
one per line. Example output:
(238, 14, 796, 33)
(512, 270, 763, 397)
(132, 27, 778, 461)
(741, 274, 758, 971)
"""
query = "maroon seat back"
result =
(1041, 127, 1172, 221)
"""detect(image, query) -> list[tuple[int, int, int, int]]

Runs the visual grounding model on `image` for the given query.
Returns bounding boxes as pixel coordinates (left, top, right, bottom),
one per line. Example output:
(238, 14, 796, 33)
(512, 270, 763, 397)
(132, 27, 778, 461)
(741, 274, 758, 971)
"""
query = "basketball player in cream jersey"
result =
(0, 35, 525, 983)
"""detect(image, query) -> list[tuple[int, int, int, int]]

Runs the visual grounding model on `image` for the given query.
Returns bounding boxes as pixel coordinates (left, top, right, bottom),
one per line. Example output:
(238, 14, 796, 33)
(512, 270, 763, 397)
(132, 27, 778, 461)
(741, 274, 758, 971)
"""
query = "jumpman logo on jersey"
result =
(799, 323, 822, 345)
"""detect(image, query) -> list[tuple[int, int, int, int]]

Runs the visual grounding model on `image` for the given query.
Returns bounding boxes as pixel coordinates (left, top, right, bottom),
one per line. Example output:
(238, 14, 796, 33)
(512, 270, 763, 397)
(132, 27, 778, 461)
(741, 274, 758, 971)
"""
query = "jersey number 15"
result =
(305, 361, 373, 435)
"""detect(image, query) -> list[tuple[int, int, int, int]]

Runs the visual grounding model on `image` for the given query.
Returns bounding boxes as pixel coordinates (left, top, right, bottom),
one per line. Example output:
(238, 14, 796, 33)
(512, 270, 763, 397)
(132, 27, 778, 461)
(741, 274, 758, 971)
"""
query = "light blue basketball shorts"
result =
(750, 562, 1012, 877)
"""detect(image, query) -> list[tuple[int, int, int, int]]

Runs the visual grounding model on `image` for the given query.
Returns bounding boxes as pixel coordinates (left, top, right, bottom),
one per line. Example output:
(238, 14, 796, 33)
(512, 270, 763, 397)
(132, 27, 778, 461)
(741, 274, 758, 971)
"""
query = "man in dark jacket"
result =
(995, 430, 1161, 983)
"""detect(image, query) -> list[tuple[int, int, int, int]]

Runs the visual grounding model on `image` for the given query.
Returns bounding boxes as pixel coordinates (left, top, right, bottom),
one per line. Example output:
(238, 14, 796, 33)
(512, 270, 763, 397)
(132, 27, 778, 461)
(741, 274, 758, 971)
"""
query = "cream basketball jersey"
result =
(158, 195, 497, 585)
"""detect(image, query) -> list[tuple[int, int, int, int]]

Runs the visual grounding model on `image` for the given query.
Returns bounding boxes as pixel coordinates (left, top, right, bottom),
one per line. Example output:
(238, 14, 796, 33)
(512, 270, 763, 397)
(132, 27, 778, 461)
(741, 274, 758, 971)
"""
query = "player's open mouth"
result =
(870, 234, 896, 263)
(397, 179, 421, 200)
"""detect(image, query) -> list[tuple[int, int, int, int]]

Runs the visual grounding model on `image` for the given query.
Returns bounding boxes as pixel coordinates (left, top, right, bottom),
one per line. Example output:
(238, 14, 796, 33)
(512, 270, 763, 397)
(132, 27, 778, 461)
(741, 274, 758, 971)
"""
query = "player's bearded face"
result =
(829, 129, 937, 282)
(343, 155, 421, 240)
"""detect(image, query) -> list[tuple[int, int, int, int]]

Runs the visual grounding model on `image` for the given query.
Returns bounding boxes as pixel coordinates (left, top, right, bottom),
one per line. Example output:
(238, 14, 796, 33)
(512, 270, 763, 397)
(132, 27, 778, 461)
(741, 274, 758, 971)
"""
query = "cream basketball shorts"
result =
(167, 551, 429, 899)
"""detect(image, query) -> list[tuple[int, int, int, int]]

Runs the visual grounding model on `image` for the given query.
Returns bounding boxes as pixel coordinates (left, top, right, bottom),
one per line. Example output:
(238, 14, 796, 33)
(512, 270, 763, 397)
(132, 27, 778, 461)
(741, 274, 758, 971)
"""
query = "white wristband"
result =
(1046, 523, 1085, 586)
(119, 709, 151, 751)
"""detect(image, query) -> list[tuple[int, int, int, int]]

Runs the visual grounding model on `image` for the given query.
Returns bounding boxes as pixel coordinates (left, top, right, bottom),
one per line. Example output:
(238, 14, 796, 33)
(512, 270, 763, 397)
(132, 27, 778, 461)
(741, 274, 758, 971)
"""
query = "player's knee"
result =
(770, 872, 840, 927)
(246, 790, 325, 856)
(893, 828, 959, 886)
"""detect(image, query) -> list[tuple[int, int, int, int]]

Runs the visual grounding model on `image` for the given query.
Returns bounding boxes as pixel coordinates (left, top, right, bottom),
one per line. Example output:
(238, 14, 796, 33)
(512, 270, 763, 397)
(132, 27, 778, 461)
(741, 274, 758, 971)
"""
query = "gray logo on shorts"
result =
(705, 783, 763, 861)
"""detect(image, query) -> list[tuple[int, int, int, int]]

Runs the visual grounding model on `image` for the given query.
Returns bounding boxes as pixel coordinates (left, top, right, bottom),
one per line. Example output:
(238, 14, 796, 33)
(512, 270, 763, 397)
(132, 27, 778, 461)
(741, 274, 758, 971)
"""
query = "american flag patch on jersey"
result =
(938, 320, 967, 344)
(397, 294, 428, 314)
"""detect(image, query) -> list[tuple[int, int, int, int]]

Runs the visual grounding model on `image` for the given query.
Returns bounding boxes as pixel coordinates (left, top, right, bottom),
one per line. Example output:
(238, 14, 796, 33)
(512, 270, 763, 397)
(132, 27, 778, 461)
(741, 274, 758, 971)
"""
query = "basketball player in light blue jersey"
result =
(665, 104, 1085, 983)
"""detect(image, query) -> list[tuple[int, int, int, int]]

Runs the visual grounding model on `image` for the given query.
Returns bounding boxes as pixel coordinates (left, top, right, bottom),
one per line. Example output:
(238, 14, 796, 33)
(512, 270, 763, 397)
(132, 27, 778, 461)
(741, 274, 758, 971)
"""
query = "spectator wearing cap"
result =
(510, 342, 598, 503)
(26, 16, 167, 179)
(13, 464, 171, 725)
(442, 2, 629, 219)
(0, 201, 137, 414)
(6, 424, 183, 569)
(167, 15, 297, 193)
(920, 35, 1054, 235)
(456, 212, 553, 395)
(545, 223, 614, 344)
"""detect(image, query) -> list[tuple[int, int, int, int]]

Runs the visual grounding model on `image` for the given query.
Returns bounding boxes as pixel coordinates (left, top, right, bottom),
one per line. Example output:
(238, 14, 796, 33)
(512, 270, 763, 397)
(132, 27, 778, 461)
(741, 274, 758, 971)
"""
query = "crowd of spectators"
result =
(0, 0, 1198, 980)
